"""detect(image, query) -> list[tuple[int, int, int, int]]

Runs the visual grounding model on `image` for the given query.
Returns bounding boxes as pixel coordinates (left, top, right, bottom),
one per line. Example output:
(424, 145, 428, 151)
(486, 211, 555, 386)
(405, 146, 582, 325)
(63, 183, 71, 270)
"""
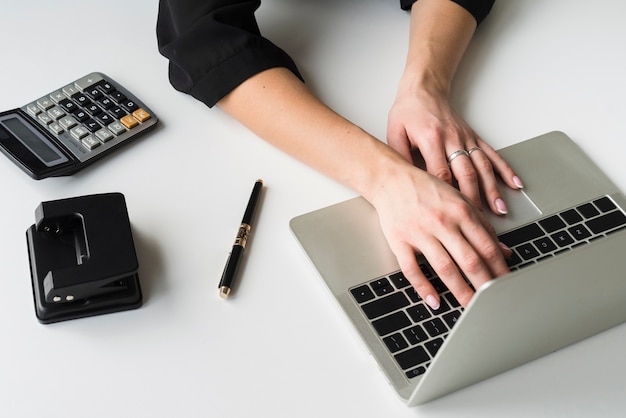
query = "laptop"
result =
(289, 131, 626, 405)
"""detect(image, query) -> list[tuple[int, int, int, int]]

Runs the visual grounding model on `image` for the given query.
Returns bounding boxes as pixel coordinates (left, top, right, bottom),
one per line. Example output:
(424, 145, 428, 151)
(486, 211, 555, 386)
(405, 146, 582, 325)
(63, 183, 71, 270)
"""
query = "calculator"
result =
(0, 72, 158, 179)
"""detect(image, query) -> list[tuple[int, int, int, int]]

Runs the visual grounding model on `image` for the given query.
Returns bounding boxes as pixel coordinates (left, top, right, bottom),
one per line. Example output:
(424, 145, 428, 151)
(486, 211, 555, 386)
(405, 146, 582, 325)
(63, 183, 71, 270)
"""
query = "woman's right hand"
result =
(365, 160, 511, 309)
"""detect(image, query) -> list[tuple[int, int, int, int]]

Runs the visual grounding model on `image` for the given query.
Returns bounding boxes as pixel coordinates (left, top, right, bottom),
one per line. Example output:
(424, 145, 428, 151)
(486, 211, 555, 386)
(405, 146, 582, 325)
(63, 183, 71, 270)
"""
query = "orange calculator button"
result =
(132, 108, 151, 123)
(120, 114, 139, 129)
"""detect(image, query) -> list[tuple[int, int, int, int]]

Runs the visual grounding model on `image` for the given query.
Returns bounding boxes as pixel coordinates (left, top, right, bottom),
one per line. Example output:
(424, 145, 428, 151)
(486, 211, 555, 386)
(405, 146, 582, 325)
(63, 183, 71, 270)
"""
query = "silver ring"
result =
(467, 146, 483, 155)
(447, 149, 470, 164)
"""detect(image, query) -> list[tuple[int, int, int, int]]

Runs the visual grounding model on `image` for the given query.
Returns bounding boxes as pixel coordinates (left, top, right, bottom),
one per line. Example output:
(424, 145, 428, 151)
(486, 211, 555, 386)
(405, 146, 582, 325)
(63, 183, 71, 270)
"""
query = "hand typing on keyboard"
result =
(368, 163, 513, 310)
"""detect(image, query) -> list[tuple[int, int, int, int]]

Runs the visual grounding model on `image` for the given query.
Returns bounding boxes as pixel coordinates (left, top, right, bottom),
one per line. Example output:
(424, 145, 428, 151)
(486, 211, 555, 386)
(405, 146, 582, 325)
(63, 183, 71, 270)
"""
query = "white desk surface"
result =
(2, 1, 626, 417)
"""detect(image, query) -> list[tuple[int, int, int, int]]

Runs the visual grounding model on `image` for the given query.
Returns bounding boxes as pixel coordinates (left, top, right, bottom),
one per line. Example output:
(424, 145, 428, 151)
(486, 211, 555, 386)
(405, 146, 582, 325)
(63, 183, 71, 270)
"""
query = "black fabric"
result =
(400, 0, 495, 24)
(157, 0, 495, 108)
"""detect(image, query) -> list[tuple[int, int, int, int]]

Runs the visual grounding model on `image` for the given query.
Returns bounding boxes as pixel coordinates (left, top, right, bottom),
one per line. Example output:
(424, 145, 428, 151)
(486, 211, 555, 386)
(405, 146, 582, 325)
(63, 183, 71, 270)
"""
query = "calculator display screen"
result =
(0, 115, 68, 166)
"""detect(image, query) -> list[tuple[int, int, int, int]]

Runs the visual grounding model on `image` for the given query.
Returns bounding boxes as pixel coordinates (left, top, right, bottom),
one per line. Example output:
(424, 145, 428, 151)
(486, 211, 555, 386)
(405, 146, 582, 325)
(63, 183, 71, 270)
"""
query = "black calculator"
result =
(0, 72, 158, 179)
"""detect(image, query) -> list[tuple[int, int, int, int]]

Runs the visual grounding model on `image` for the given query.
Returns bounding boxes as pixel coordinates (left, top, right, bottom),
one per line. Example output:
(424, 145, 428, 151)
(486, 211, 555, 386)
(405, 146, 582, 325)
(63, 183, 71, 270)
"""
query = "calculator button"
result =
(37, 97, 54, 111)
(98, 96, 115, 109)
(108, 106, 126, 118)
(49, 123, 64, 135)
(62, 84, 80, 98)
(120, 114, 138, 129)
(84, 119, 102, 132)
(84, 87, 103, 100)
(132, 108, 151, 123)
(27, 103, 41, 117)
(38, 113, 53, 125)
(107, 121, 126, 136)
(72, 109, 89, 122)
(58, 98, 78, 113)
(81, 135, 101, 150)
(110, 91, 127, 103)
(47, 106, 65, 120)
(70, 125, 89, 140)
(73, 93, 90, 106)
(95, 128, 114, 142)
(96, 113, 114, 125)
(59, 116, 78, 130)
(75, 73, 104, 91)
(84, 103, 102, 116)
(96, 80, 115, 94)
(121, 100, 138, 113)
(50, 90, 66, 103)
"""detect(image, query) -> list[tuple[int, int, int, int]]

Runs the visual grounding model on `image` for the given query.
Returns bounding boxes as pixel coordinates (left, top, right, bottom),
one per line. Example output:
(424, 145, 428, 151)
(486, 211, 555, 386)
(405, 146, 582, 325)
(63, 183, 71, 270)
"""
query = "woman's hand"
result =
(387, 88, 524, 216)
(366, 161, 512, 309)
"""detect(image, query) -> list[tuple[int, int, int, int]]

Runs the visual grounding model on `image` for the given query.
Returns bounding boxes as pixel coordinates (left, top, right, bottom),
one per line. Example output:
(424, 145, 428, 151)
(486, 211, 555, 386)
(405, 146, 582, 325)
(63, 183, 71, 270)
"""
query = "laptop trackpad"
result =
(484, 185, 541, 234)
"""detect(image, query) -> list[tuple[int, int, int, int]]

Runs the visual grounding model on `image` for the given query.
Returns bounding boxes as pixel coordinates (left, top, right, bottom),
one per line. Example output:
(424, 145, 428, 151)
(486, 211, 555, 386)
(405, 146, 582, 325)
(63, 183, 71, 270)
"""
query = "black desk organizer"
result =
(26, 193, 142, 324)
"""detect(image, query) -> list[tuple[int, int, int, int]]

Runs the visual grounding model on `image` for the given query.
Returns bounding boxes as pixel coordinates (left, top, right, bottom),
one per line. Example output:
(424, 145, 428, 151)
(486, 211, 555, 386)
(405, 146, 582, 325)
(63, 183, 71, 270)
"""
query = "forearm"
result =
(218, 67, 414, 201)
(401, 0, 478, 99)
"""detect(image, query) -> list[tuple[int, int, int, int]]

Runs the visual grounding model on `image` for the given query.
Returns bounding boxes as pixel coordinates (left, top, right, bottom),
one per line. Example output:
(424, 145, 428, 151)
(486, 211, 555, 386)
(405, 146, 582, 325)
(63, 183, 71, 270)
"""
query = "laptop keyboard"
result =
(350, 196, 626, 380)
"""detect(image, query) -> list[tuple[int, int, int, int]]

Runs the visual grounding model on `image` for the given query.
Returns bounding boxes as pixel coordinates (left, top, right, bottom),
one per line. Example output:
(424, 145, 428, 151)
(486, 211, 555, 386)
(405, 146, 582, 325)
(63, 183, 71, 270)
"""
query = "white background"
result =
(1, 1, 625, 417)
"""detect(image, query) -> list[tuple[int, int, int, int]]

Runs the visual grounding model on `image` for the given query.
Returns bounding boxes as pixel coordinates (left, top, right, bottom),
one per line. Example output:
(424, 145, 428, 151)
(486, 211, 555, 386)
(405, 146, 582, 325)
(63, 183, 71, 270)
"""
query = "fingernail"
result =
(495, 198, 508, 214)
(513, 176, 524, 189)
(499, 241, 511, 253)
(426, 295, 440, 311)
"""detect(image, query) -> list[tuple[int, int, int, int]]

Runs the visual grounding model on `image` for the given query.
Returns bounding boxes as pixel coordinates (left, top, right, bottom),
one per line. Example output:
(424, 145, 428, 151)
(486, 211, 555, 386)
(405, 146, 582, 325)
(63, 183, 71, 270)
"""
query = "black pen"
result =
(218, 179, 264, 299)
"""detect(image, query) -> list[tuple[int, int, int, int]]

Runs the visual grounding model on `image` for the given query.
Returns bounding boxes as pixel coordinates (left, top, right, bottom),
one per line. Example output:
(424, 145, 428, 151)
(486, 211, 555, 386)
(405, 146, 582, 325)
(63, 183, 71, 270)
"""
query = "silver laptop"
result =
(289, 131, 626, 405)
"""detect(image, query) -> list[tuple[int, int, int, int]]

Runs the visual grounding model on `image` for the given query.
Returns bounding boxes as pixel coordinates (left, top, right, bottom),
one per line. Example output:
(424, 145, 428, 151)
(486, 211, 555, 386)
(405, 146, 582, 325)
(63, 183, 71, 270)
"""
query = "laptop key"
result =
(425, 338, 444, 357)
(350, 285, 375, 303)
(586, 210, 626, 234)
(577, 203, 600, 219)
(423, 318, 448, 337)
(389, 271, 411, 289)
(403, 325, 428, 345)
(499, 223, 544, 247)
(394, 345, 430, 370)
(406, 366, 427, 379)
(361, 292, 410, 319)
(568, 224, 592, 241)
(383, 333, 409, 353)
(539, 215, 566, 233)
(561, 209, 583, 225)
(594, 196, 616, 213)
(372, 311, 411, 336)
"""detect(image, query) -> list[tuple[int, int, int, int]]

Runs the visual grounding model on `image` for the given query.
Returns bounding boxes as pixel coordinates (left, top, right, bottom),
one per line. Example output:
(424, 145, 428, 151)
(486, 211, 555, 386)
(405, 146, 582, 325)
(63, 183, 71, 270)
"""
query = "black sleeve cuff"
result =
(400, 0, 496, 25)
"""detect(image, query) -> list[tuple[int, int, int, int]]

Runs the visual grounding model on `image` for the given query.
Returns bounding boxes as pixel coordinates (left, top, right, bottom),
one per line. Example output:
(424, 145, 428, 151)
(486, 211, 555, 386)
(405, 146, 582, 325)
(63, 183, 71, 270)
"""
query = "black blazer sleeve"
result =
(157, 0, 302, 108)
(157, 0, 495, 108)
(400, 0, 495, 24)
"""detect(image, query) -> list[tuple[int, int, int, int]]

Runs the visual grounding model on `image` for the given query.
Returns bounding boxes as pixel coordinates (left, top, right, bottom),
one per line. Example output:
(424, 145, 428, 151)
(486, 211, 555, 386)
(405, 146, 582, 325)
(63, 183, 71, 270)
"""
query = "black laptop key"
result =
(534, 236, 557, 253)
(370, 278, 393, 296)
(568, 224, 592, 241)
(551, 230, 575, 247)
(499, 223, 544, 248)
(350, 285, 375, 303)
(407, 304, 431, 322)
(442, 310, 462, 329)
(383, 333, 409, 353)
(561, 208, 583, 225)
(517, 243, 540, 260)
(594, 196, 616, 213)
(586, 210, 626, 234)
(394, 345, 430, 370)
(403, 325, 428, 345)
(406, 366, 427, 379)
(423, 318, 448, 337)
(372, 311, 411, 336)
(539, 215, 566, 233)
(389, 271, 411, 289)
(577, 202, 600, 219)
(425, 338, 444, 357)
(361, 292, 410, 319)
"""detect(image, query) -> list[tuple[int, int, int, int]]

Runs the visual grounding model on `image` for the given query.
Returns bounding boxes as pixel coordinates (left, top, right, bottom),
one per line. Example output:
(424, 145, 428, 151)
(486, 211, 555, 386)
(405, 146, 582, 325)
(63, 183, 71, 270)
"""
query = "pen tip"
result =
(219, 286, 231, 299)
